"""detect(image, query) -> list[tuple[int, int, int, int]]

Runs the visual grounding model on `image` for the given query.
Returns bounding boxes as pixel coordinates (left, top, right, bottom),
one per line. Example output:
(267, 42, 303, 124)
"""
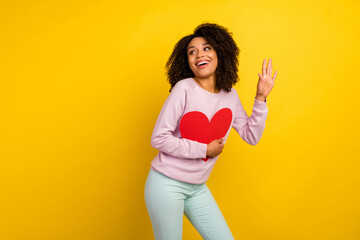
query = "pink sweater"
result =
(150, 77, 268, 184)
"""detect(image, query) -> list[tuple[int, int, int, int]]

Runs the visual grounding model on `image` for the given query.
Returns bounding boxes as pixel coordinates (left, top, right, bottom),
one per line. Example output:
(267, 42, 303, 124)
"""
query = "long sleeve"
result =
(151, 83, 208, 159)
(232, 96, 268, 145)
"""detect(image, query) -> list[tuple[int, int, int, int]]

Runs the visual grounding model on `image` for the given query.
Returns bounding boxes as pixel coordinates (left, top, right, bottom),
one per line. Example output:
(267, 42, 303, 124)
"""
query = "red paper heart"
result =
(179, 108, 232, 162)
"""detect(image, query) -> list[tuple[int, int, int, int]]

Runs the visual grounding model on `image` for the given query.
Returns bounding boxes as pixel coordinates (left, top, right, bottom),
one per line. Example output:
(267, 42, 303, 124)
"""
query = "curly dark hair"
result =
(165, 23, 240, 92)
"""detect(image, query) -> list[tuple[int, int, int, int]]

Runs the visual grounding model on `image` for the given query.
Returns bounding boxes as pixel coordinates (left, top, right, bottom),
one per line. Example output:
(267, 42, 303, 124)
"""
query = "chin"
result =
(195, 73, 215, 79)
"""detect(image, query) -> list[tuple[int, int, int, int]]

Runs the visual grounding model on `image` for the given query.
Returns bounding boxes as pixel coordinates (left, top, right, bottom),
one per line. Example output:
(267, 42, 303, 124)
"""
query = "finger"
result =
(262, 59, 266, 77)
(272, 71, 278, 81)
(258, 73, 262, 79)
(266, 58, 271, 76)
(269, 58, 272, 77)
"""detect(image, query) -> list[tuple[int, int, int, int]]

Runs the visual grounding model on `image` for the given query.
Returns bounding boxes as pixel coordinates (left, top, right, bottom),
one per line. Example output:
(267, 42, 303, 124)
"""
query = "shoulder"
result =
(229, 86, 239, 95)
(172, 78, 195, 90)
(223, 86, 240, 99)
(225, 87, 243, 106)
(170, 78, 196, 96)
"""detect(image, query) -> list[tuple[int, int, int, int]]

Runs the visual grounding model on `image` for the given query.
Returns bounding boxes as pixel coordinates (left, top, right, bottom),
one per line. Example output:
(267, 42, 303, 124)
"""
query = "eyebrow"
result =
(188, 43, 210, 49)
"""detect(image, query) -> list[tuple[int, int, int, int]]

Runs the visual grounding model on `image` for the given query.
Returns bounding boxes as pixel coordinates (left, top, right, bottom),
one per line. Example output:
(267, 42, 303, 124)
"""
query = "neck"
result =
(193, 76, 219, 93)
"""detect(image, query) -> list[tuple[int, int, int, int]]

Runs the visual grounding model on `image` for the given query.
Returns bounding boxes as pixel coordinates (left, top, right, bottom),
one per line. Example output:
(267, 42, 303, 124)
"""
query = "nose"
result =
(196, 49, 205, 58)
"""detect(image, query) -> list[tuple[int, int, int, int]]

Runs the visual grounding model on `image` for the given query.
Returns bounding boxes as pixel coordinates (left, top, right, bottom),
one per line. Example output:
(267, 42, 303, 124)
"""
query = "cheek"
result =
(213, 55, 218, 68)
(213, 52, 218, 61)
(210, 52, 217, 62)
(211, 55, 218, 68)
(188, 55, 195, 63)
(188, 56, 195, 68)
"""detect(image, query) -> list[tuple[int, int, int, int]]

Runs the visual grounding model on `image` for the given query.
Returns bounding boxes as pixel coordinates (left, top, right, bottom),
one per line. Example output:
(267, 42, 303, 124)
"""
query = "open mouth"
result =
(196, 60, 210, 68)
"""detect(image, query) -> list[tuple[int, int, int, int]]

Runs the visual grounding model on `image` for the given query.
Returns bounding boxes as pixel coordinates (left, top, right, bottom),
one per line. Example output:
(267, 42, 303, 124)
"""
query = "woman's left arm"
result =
(232, 59, 277, 145)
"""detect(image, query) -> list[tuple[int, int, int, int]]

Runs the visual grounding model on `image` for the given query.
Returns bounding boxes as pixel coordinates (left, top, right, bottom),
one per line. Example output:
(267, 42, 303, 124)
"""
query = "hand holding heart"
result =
(180, 108, 232, 161)
(256, 58, 277, 102)
(206, 138, 225, 158)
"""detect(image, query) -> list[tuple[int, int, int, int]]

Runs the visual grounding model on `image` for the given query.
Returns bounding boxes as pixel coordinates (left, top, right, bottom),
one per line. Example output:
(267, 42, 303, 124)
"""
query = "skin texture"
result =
(186, 37, 278, 158)
(187, 37, 219, 94)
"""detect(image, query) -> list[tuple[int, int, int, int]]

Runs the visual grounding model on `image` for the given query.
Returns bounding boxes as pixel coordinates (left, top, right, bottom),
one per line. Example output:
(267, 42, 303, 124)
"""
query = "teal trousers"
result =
(145, 168, 234, 240)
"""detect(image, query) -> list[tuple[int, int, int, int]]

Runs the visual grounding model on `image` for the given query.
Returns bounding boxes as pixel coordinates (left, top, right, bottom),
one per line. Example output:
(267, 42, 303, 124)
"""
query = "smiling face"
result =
(187, 37, 218, 81)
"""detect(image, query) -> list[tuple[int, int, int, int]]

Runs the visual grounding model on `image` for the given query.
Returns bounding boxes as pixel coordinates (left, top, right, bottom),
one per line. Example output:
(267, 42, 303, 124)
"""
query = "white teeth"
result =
(197, 61, 209, 66)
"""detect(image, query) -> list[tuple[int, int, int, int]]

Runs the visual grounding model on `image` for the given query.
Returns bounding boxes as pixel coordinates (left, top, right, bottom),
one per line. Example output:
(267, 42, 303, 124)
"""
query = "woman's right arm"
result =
(151, 83, 208, 159)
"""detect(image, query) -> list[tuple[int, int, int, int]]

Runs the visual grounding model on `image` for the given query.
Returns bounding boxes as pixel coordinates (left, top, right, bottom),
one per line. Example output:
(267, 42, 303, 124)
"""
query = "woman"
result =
(144, 23, 277, 240)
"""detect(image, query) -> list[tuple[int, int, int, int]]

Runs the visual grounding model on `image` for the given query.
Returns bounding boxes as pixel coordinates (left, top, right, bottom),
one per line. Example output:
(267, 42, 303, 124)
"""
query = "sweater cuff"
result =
(197, 142, 208, 159)
(254, 98, 268, 111)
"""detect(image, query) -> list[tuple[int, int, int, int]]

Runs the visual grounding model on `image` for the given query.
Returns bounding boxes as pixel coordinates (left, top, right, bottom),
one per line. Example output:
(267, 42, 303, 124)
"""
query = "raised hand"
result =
(256, 58, 277, 102)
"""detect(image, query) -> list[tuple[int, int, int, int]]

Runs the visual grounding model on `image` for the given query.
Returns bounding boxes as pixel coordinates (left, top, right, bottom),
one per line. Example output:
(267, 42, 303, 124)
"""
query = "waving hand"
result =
(256, 58, 277, 102)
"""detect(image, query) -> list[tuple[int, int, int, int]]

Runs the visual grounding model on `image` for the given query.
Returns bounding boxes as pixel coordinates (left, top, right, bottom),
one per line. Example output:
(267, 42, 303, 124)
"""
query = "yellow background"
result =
(1, 0, 359, 239)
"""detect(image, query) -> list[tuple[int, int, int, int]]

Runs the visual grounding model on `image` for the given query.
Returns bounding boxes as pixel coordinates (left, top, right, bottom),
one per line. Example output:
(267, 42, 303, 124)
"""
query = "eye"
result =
(204, 46, 211, 51)
(189, 50, 196, 55)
